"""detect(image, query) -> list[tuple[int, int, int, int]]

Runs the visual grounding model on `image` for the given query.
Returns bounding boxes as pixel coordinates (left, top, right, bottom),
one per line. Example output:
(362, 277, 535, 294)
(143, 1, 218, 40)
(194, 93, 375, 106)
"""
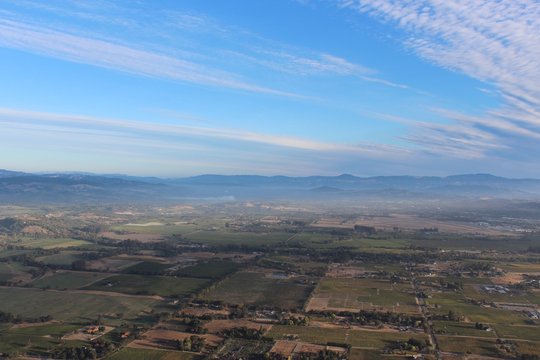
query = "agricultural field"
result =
(437, 336, 501, 357)
(106, 348, 195, 360)
(36, 251, 83, 266)
(0, 287, 158, 321)
(8, 237, 92, 249)
(0, 262, 34, 283)
(200, 270, 313, 309)
(83, 274, 210, 297)
(427, 291, 529, 325)
(122, 261, 172, 275)
(308, 278, 419, 313)
(30, 271, 110, 290)
(186, 230, 291, 246)
(1, 203, 540, 359)
(173, 259, 240, 279)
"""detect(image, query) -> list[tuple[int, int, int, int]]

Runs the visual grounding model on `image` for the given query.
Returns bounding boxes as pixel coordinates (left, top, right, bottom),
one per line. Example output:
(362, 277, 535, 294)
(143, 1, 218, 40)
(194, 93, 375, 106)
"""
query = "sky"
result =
(0, 0, 539, 177)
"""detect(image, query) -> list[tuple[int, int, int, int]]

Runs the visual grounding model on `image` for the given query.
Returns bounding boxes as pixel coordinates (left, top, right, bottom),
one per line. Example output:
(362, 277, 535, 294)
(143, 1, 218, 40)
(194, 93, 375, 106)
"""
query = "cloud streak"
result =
(341, 0, 540, 157)
(0, 18, 300, 97)
(0, 107, 406, 156)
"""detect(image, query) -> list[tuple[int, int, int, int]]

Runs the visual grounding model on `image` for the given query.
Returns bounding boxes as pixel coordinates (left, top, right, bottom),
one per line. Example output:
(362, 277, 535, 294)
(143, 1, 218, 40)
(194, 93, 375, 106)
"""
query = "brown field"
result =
(84, 257, 140, 272)
(10, 320, 61, 329)
(270, 340, 347, 357)
(181, 307, 230, 317)
(312, 218, 355, 229)
(128, 329, 222, 350)
(353, 214, 510, 235)
(305, 296, 333, 312)
(326, 264, 367, 278)
(21, 225, 52, 235)
(491, 272, 525, 285)
(204, 319, 272, 334)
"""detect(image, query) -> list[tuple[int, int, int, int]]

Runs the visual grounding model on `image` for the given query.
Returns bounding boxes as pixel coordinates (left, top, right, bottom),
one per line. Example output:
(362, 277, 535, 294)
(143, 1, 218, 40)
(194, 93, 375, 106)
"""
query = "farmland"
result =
(199, 270, 313, 309)
(30, 271, 110, 290)
(83, 274, 209, 297)
(0, 202, 539, 359)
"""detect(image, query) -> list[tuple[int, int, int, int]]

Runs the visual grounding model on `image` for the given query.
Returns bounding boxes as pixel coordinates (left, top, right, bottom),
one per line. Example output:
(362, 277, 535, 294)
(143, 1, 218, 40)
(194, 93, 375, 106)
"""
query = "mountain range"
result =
(1, 169, 540, 204)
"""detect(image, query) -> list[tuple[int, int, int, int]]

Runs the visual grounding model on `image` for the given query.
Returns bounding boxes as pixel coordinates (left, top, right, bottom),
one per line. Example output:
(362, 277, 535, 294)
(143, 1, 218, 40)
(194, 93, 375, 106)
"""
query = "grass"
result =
(106, 348, 195, 360)
(174, 259, 239, 279)
(0, 287, 157, 321)
(200, 271, 312, 310)
(84, 274, 210, 297)
(31, 271, 109, 290)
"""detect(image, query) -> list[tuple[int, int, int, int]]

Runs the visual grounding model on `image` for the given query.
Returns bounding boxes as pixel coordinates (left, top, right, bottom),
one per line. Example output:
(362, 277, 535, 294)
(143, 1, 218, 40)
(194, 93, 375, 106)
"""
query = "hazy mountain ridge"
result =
(0, 170, 539, 204)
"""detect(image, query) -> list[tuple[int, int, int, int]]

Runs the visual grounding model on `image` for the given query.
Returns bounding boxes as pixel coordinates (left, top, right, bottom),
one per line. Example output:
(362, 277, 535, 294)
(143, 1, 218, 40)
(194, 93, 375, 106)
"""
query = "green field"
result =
(31, 271, 109, 290)
(0, 262, 31, 282)
(36, 251, 83, 266)
(0, 331, 63, 356)
(433, 320, 496, 337)
(0, 287, 157, 321)
(84, 274, 209, 297)
(186, 230, 291, 246)
(492, 324, 540, 341)
(174, 259, 239, 279)
(122, 261, 172, 275)
(200, 271, 312, 309)
(0, 249, 32, 259)
(112, 223, 198, 235)
(349, 349, 406, 360)
(268, 325, 427, 349)
(7, 323, 80, 337)
(428, 291, 528, 325)
(438, 336, 500, 357)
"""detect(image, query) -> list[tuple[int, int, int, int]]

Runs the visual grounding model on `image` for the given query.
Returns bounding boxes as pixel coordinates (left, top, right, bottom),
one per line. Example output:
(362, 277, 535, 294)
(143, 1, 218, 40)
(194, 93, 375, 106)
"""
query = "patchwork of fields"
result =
(1, 207, 540, 359)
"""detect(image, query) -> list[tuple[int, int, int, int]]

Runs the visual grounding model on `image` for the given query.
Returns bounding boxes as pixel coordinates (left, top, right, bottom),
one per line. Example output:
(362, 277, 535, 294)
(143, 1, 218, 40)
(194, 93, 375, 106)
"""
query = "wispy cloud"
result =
(0, 107, 416, 176)
(0, 107, 405, 156)
(0, 1, 413, 95)
(341, 0, 540, 158)
(0, 18, 300, 97)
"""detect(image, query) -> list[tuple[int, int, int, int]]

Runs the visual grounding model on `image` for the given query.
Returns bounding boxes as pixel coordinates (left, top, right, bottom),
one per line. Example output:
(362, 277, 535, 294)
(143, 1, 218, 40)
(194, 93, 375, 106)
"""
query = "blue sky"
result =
(0, 0, 539, 177)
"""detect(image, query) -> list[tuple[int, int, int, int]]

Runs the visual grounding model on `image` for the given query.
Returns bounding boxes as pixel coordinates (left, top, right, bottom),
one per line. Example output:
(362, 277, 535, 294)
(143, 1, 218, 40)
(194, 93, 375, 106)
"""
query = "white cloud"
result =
(0, 19, 299, 97)
(0, 107, 405, 156)
(341, 0, 540, 156)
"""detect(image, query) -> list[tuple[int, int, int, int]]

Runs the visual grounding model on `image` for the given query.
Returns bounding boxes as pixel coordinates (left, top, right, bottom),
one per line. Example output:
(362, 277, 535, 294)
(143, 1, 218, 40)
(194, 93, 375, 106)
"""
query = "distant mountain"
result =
(0, 170, 539, 204)
(0, 169, 28, 178)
